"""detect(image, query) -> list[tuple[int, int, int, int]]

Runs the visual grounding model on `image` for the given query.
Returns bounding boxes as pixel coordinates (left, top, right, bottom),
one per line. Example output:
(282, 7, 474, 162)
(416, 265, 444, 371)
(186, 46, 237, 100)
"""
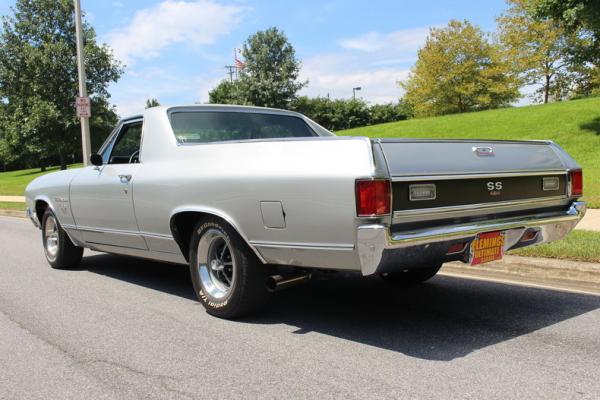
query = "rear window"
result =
(170, 111, 317, 144)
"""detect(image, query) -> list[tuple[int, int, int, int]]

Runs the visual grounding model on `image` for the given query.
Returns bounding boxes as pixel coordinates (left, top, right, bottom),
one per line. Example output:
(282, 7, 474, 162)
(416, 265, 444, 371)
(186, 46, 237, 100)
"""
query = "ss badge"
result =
(486, 181, 502, 196)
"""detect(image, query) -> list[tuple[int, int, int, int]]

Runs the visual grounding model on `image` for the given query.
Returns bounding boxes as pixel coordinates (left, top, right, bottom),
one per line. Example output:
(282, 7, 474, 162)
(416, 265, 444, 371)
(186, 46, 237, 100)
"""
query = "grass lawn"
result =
(0, 201, 25, 211)
(0, 164, 82, 196)
(509, 230, 600, 263)
(340, 97, 600, 208)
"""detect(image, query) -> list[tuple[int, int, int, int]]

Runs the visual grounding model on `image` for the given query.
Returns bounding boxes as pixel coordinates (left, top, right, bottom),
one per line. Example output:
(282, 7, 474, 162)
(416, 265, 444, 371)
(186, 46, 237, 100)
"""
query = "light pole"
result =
(74, 0, 91, 166)
(352, 86, 362, 100)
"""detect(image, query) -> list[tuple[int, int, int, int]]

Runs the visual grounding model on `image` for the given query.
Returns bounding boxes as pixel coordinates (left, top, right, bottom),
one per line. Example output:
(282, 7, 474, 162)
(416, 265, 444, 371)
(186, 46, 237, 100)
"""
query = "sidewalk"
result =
(0, 195, 25, 202)
(576, 208, 600, 232)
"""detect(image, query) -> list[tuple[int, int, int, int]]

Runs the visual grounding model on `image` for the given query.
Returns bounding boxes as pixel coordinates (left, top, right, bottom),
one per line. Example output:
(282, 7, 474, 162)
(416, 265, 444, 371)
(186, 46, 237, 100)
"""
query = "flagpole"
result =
(234, 48, 238, 80)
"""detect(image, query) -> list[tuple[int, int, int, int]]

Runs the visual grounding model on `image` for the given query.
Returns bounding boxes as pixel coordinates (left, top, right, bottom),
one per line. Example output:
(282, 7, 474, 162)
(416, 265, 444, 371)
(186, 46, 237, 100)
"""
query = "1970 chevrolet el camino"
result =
(25, 105, 586, 318)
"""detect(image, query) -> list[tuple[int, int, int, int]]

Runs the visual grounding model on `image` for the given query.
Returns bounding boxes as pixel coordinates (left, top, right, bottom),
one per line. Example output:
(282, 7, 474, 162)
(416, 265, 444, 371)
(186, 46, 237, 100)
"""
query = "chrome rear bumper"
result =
(357, 201, 586, 276)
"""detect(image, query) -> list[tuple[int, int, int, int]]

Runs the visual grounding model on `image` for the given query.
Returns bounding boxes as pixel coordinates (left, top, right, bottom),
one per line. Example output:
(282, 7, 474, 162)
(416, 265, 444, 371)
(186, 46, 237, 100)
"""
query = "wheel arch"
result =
(33, 196, 58, 226)
(169, 207, 266, 264)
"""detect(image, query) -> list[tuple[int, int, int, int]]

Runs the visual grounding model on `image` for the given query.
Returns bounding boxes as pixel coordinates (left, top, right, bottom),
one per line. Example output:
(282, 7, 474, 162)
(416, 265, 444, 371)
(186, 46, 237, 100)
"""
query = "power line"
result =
(224, 65, 236, 82)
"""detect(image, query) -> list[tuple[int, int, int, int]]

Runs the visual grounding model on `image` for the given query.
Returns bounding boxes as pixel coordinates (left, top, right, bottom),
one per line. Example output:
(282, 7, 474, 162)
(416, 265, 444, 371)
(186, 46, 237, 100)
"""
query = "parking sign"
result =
(76, 96, 91, 118)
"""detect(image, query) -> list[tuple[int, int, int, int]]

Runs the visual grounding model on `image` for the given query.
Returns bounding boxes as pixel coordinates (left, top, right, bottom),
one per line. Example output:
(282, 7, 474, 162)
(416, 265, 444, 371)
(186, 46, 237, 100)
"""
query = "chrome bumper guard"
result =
(26, 207, 40, 228)
(357, 201, 586, 276)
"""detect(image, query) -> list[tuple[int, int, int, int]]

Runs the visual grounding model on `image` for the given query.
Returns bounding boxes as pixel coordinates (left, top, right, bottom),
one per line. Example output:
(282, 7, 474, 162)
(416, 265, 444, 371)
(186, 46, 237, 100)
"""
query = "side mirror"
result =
(90, 153, 103, 167)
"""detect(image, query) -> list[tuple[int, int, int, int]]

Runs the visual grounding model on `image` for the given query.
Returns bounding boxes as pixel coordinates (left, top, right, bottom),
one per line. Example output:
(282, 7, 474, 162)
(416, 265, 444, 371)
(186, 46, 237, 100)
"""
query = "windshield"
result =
(170, 111, 318, 144)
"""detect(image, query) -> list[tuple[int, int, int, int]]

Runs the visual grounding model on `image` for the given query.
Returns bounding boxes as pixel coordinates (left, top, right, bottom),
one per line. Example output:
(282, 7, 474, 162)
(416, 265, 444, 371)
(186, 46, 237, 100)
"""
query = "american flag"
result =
(234, 49, 245, 70)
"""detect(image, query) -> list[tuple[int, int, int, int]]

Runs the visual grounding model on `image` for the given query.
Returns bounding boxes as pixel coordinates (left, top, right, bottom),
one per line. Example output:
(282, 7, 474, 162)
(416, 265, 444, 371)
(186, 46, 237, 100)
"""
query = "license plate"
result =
(470, 231, 505, 266)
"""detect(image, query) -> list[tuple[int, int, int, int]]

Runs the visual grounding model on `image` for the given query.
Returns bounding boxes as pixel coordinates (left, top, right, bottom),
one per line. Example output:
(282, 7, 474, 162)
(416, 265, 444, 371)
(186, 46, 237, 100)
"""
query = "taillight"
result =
(570, 169, 583, 197)
(356, 179, 391, 217)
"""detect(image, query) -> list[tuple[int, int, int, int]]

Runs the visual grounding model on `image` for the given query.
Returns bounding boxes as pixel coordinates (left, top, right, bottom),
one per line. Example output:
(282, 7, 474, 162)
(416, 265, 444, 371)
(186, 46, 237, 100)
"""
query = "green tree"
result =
(535, 0, 600, 96)
(0, 0, 123, 170)
(369, 102, 413, 125)
(401, 20, 520, 117)
(208, 80, 245, 104)
(291, 96, 369, 131)
(145, 98, 161, 108)
(535, 0, 600, 35)
(291, 97, 410, 131)
(237, 27, 306, 108)
(498, 0, 577, 103)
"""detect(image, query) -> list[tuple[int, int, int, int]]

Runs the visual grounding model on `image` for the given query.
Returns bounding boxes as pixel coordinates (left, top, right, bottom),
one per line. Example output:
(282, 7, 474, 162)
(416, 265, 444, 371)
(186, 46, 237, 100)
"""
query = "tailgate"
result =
(376, 139, 569, 214)
(378, 139, 565, 176)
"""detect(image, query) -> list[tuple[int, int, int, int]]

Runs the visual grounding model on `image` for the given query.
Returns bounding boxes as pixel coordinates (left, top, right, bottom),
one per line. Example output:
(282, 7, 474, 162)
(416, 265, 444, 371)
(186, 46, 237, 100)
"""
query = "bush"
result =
(291, 97, 412, 132)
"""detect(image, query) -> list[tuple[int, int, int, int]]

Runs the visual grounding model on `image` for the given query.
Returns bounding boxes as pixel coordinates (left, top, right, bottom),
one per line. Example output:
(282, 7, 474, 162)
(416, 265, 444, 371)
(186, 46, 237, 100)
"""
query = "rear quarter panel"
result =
(132, 137, 376, 269)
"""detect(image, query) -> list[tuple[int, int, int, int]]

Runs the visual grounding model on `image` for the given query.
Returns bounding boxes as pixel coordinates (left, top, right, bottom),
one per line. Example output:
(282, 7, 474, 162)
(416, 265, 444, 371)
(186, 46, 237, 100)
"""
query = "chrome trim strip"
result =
(250, 241, 354, 251)
(141, 232, 174, 239)
(377, 138, 551, 145)
(391, 171, 567, 181)
(393, 196, 567, 219)
(73, 226, 172, 239)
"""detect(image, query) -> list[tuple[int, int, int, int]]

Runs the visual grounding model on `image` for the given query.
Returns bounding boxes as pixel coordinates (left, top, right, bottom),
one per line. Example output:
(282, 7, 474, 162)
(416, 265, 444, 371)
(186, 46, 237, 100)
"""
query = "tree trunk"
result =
(40, 165, 46, 172)
(59, 151, 67, 170)
(544, 75, 550, 104)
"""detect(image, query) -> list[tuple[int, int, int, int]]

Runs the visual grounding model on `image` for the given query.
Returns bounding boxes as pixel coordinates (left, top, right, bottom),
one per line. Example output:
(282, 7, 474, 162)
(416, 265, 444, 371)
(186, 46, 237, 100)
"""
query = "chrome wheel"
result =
(197, 229, 235, 299)
(44, 214, 59, 262)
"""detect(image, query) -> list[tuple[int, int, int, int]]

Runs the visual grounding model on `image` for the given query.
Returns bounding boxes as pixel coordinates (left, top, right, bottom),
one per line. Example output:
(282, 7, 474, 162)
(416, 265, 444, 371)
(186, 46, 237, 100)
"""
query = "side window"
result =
(108, 122, 143, 164)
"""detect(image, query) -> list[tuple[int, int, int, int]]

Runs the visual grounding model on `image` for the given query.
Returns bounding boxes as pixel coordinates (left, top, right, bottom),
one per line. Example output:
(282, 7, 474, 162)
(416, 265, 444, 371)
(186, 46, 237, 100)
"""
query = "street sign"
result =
(76, 96, 91, 118)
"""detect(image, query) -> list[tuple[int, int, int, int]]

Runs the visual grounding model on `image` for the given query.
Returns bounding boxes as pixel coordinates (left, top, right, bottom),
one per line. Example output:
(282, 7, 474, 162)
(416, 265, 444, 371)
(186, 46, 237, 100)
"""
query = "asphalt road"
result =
(1, 216, 599, 399)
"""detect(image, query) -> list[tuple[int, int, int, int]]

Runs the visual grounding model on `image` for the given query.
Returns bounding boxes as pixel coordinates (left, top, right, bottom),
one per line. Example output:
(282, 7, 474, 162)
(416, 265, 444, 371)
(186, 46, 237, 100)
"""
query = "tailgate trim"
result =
(393, 195, 567, 220)
(391, 171, 567, 181)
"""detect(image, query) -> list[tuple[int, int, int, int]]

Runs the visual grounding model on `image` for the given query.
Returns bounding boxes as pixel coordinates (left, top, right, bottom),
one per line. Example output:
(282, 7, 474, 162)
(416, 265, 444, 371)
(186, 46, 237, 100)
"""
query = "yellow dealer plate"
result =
(470, 231, 505, 266)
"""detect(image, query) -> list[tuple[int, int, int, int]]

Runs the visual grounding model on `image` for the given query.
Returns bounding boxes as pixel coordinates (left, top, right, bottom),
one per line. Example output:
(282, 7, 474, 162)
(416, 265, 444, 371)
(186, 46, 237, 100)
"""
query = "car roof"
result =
(120, 104, 304, 121)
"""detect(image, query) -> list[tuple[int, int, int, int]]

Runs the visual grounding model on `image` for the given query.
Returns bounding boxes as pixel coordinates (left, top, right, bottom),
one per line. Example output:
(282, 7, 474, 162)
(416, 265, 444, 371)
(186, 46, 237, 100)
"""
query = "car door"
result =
(70, 119, 147, 250)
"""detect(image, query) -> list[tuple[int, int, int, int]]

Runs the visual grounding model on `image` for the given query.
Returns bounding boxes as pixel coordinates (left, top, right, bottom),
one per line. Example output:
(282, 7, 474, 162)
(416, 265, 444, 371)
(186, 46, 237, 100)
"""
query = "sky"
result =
(0, 0, 511, 117)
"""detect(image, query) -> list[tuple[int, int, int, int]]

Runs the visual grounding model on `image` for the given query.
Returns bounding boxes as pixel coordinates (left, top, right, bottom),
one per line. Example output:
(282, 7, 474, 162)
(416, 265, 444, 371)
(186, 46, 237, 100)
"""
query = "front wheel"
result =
(189, 218, 271, 319)
(42, 209, 83, 269)
(380, 264, 442, 285)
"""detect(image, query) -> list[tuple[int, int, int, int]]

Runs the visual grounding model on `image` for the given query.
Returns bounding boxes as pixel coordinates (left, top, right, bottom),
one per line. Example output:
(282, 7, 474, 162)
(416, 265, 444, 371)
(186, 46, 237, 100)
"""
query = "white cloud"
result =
(339, 27, 430, 54)
(106, 0, 244, 65)
(299, 27, 430, 104)
(301, 54, 409, 104)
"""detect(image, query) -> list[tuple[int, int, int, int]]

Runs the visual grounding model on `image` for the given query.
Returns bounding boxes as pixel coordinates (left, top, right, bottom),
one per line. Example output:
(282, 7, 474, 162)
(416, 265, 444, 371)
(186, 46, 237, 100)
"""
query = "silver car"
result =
(25, 105, 586, 318)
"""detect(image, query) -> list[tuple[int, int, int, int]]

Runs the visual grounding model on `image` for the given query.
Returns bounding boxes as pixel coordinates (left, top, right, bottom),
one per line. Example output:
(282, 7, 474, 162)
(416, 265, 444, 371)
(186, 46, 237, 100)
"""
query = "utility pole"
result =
(74, 0, 91, 166)
(224, 65, 236, 82)
(352, 87, 362, 100)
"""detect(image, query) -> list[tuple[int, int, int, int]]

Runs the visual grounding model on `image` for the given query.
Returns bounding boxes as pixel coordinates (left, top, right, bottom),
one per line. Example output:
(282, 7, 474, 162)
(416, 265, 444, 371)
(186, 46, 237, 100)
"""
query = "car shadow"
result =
(78, 253, 600, 361)
(78, 253, 196, 301)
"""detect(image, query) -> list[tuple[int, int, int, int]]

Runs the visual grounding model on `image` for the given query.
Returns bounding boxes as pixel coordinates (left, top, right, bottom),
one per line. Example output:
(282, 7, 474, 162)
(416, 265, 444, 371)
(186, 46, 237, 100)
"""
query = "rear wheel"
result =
(380, 264, 442, 285)
(42, 209, 83, 269)
(189, 218, 271, 319)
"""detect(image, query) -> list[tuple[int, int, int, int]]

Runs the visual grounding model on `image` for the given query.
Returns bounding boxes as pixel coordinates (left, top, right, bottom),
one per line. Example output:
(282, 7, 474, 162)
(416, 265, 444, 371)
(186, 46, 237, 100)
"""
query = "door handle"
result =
(119, 174, 132, 183)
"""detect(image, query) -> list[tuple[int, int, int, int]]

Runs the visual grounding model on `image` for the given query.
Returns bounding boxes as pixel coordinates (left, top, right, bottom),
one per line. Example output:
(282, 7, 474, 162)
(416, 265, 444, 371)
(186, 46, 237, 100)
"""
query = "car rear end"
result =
(356, 139, 586, 276)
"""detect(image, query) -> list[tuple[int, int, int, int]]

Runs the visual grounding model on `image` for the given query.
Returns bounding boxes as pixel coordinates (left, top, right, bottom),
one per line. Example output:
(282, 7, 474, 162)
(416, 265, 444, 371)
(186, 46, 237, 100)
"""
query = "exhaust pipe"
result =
(266, 273, 311, 292)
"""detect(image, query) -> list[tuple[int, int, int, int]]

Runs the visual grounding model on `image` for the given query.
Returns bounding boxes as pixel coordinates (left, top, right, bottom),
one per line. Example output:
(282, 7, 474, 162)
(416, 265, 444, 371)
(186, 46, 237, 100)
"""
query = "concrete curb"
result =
(443, 255, 600, 294)
(0, 209, 25, 218)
